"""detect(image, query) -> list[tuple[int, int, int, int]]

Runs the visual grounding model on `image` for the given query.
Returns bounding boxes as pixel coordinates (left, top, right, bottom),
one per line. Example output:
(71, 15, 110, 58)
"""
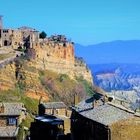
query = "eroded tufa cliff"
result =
(31, 41, 93, 84)
(0, 35, 94, 106)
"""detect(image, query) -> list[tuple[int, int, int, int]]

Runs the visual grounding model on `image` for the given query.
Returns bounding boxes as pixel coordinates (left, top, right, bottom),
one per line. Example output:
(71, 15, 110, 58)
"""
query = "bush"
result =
(59, 74, 68, 82)
(39, 31, 47, 39)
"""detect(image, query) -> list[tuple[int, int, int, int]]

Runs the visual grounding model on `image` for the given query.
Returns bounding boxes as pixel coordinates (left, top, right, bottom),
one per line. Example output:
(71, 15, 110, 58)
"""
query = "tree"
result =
(39, 31, 47, 39)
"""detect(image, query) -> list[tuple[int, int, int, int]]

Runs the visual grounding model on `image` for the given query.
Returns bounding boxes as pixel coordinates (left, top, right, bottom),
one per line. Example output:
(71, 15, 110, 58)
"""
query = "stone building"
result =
(0, 103, 26, 140)
(39, 102, 67, 117)
(1, 29, 23, 48)
(18, 26, 39, 48)
(30, 115, 64, 140)
(71, 93, 140, 140)
(0, 17, 39, 49)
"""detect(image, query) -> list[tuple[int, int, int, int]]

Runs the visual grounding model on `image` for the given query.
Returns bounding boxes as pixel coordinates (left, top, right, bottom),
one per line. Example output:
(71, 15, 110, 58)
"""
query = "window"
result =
(8, 118, 17, 125)
(4, 40, 8, 46)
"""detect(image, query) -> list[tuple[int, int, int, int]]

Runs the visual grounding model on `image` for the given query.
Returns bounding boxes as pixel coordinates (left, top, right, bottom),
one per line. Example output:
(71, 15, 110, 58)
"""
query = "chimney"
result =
(0, 103, 4, 113)
(39, 96, 43, 105)
(92, 100, 98, 108)
(74, 94, 79, 106)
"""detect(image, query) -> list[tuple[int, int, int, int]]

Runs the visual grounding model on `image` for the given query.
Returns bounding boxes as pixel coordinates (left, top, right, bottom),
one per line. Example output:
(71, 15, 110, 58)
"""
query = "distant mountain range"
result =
(75, 40, 140, 91)
(89, 63, 140, 92)
(75, 40, 140, 64)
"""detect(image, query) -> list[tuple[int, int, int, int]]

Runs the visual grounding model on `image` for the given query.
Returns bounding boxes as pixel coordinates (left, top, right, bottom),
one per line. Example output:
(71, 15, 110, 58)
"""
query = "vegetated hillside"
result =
(0, 56, 99, 115)
(75, 40, 140, 64)
(89, 63, 140, 92)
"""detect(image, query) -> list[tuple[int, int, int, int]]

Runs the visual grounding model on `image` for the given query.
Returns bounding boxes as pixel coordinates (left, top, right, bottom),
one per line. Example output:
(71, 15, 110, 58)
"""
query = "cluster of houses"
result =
(71, 93, 140, 140)
(0, 103, 26, 140)
(0, 16, 70, 50)
(0, 93, 140, 140)
(0, 101, 69, 140)
(0, 16, 39, 49)
(30, 102, 69, 140)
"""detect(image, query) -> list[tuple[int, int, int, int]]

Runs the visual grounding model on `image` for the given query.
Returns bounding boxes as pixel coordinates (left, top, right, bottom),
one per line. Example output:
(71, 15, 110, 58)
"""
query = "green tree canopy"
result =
(39, 31, 47, 39)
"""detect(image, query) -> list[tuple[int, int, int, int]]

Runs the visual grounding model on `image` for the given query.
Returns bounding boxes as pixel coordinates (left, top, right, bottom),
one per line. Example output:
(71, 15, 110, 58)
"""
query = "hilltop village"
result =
(0, 16, 92, 84)
(0, 16, 140, 140)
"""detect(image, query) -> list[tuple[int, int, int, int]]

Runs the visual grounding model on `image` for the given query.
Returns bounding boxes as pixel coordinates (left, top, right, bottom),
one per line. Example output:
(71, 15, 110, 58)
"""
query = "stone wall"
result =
(110, 117, 140, 140)
(0, 117, 7, 126)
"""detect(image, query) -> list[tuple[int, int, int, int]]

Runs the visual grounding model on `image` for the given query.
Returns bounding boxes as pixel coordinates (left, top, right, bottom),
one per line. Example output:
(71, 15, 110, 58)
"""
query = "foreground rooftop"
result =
(74, 94, 140, 126)
(0, 103, 24, 116)
(41, 102, 67, 109)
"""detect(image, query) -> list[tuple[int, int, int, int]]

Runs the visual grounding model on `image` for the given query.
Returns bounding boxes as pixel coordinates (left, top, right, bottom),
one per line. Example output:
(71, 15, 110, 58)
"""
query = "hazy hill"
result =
(89, 63, 140, 92)
(75, 40, 140, 64)
(75, 40, 140, 91)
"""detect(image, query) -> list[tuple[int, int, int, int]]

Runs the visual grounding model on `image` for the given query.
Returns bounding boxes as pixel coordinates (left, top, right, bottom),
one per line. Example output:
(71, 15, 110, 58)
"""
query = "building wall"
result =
(45, 108, 67, 116)
(0, 116, 20, 127)
(110, 117, 140, 140)
(11, 30, 22, 49)
(0, 117, 7, 126)
(0, 28, 39, 49)
(2, 29, 12, 47)
(57, 108, 66, 116)
(71, 110, 109, 140)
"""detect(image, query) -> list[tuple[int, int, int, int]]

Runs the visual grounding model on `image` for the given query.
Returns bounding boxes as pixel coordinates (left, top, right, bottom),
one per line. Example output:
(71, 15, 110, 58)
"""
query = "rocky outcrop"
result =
(32, 42, 93, 84)
(0, 37, 94, 104)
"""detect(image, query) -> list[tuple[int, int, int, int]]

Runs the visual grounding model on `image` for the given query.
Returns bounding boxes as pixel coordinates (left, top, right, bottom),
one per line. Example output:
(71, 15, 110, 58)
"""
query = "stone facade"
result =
(0, 21, 39, 49)
(44, 108, 66, 116)
(0, 103, 26, 140)
(0, 117, 7, 126)
(1, 29, 22, 48)
(39, 102, 67, 117)
(111, 117, 140, 140)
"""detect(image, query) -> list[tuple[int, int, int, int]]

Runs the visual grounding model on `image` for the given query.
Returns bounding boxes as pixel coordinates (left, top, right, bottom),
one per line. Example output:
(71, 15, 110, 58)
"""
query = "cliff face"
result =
(0, 59, 94, 106)
(0, 39, 94, 106)
(32, 42, 93, 84)
(0, 63, 16, 90)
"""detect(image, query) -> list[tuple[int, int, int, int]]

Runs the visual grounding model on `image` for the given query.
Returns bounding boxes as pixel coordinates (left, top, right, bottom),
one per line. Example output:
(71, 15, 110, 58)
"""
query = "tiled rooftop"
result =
(0, 126, 19, 137)
(0, 103, 24, 116)
(75, 97, 134, 126)
(41, 102, 67, 109)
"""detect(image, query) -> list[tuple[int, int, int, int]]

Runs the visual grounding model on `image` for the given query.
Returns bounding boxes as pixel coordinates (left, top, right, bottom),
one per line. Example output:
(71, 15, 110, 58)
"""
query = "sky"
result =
(0, 0, 140, 45)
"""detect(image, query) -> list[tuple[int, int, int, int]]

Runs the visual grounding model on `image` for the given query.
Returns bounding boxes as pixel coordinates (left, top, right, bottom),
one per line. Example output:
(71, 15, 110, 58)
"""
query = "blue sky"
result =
(0, 0, 140, 45)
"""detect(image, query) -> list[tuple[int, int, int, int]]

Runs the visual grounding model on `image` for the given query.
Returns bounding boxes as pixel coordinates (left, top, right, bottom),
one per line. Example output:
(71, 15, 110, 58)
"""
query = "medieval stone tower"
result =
(0, 16, 3, 47)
